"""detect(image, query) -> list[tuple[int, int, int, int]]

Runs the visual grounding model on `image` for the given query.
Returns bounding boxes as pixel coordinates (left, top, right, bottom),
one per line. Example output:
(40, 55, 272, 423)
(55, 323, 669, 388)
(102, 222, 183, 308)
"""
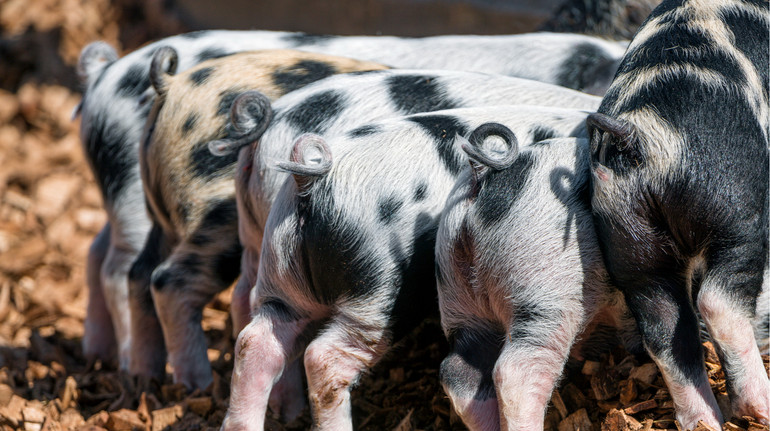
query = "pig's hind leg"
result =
(223, 301, 312, 431)
(303, 298, 394, 431)
(83, 223, 117, 363)
(697, 241, 770, 425)
(439, 325, 502, 431)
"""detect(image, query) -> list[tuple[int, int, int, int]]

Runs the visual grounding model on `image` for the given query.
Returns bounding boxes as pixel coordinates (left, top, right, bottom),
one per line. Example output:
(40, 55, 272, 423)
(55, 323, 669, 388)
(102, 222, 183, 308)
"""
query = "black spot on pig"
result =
(556, 43, 617, 92)
(272, 60, 337, 93)
(216, 89, 242, 117)
(260, 298, 301, 322)
(117, 64, 151, 98)
(282, 32, 337, 46)
(413, 182, 428, 202)
(348, 124, 380, 138)
(300, 189, 383, 303)
(182, 30, 208, 39)
(409, 115, 468, 175)
(190, 139, 239, 179)
(188, 199, 238, 247)
(440, 326, 502, 401)
(197, 48, 231, 63)
(182, 113, 199, 136)
(387, 75, 458, 115)
(84, 113, 137, 204)
(190, 67, 215, 86)
(531, 125, 558, 143)
(475, 152, 536, 226)
(508, 304, 550, 340)
(378, 196, 403, 224)
(284, 90, 346, 134)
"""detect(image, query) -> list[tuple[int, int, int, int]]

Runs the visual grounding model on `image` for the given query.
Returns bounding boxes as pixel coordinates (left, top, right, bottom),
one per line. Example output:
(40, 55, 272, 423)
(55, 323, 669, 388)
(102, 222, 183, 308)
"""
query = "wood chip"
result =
(551, 389, 569, 420)
(150, 405, 184, 431)
(619, 379, 637, 405)
(591, 370, 620, 401)
(106, 410, 144, 431)
(624, 399, 658, 415)
(601, 408, 642, 431)
(559, 408, 592, 431)
(184, 397, 212, 416)
(582, 360, 601, 376)
(392, 408, 413, 431)
(629, 364, 659, 386)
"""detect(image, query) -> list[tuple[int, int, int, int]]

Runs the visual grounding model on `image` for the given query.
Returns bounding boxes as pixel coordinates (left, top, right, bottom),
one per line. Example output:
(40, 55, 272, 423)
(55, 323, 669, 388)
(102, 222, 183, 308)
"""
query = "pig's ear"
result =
(275, 133, 332, 194)
(77, 41, 118, 87)
(149, 46, 178, 97)
(208, 91, 274, 156)
(585, 112, 638, 152)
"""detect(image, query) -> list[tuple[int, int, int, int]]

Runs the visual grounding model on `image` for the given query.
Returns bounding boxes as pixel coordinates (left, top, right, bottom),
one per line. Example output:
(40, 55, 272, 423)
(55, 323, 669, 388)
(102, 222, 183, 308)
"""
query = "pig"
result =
(435, 129, 638, 430)
(131, 47, 387, 389)
(585, 0, 770, 428)
(222, 105, 594, 430)
(76, 30, 625, 368)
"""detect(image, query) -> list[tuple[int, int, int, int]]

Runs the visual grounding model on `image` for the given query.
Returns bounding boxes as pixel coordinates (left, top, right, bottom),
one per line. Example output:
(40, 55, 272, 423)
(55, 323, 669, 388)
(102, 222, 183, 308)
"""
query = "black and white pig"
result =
(436, 130, 637, 430)
(222, 105, 593, 430)
(76, 29, 626, 369)
(586, 0, 769, 427)
(131, 47, 387, 389)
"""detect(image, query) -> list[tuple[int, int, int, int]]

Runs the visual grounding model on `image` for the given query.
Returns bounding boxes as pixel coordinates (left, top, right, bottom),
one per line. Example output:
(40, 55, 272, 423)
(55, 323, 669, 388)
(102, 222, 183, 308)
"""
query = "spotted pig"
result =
(436, 129, 638, 430)
(586, 0, 769, 427)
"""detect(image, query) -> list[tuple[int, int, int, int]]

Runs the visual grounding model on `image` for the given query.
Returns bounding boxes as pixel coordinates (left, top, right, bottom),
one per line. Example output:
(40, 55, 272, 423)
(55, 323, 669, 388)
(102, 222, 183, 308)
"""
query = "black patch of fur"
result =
(117, 64, 151, 98)
(181, 113, 198, 137)
(386, 74, 458, 115)
(284, 90, 346, 134)
(440, 326, 502, 401)
(272, 60, 338, 93)
(281, 32, 337, 46)
(189, 67, 215, 86)
(216, 89, 242, 117)
(260, 298, 301, 322)
(378, 196, 404, 224)
(347, 124, 380, 138)
(83, 113, 137, 204)
(475, 152, 536, 226)
(197, 48, 231, 63)
(188, 199, 238, 247)
(299, 186, 383, 304)
(190, 138, 239, 179)
(556, 43, 617, 92)
(531, 125, 559, 143)
(413, 182, 428, 202)
(408, 115, 468, 175)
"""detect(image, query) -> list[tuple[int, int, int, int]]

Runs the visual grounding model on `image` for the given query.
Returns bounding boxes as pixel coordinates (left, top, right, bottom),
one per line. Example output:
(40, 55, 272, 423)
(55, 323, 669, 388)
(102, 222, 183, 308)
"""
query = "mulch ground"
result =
(0, 1, 768, 430)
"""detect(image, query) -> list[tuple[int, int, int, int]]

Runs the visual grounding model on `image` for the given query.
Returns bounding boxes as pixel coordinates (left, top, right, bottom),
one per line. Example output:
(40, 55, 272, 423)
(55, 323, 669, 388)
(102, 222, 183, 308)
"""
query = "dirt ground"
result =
(0, 1, 768, 430)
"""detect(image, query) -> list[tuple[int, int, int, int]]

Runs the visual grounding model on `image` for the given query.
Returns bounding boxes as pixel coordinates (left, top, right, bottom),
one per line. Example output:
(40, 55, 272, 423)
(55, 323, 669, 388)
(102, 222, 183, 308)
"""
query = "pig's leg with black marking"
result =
(622, 271, 721, 428)
(440, 326, 502, 431)
(697, 243, 770, 424)
(127, 224, 170, 380)
(151, 236, 241, 389)
(304, 301, 392, 430)
(223, 302, 312, 431)
(83, 223, 117, 363)
(495, 305, 582, 431)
